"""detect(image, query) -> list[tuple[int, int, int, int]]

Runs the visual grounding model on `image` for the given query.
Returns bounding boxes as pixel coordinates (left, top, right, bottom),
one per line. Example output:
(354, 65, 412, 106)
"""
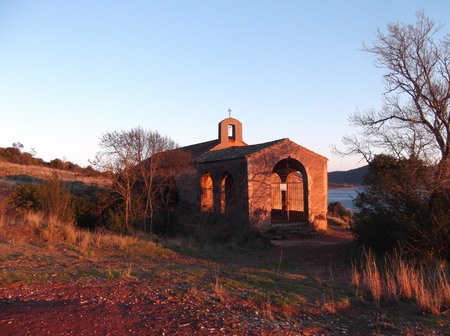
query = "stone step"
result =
(269, 222, 314, 239)
(271, 222, 308, 228)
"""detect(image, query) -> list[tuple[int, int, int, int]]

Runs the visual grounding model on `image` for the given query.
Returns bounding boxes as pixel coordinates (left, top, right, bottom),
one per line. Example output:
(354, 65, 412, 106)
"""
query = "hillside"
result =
(0, 161, 110, 197)
(328, 165, 368, 188)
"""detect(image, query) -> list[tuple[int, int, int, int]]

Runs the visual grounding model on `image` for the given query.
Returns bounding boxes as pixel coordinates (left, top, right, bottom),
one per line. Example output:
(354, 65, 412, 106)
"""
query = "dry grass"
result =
(383, 268, 399, 303)
(18, 211, 168, 256)
(25, 211, 43, 229)
(361, 249, 382, 307)
(322, 293, 337, 314)
(60, 221, 77, 244)
(262, 294, 273, 320)
(211, 267, 226, 301)
(353, 248, 450, 314)
(351, 260, 361, 293)
(78, 232, 91, 255)
(124, 262, 133, 278)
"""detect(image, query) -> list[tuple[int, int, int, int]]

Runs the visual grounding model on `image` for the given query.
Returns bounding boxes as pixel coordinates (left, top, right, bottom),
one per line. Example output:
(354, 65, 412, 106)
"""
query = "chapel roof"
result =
(179, 139, 220, 160)
(177, 117, 326, 164)
(195, 138, 286, 163)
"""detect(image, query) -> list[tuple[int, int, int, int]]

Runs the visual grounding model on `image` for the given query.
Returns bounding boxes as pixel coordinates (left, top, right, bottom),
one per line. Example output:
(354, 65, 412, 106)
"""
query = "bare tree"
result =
(148, 149, 193, 233)
(93, 127, 179, 233)
(335, 11, 450, 166)
(94, 130, 139, 232)
(335, 12, 450, 259)
(12, 142, 24, 152)
(133, 131, 182, 233)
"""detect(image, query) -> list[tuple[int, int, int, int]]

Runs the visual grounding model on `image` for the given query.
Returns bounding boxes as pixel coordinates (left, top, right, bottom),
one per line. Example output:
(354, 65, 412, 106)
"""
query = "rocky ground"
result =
(1, 225, 449, 335)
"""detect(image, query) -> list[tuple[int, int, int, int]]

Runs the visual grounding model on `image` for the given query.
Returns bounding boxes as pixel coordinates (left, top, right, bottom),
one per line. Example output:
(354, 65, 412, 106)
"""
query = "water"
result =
(328, 187, 362, 211)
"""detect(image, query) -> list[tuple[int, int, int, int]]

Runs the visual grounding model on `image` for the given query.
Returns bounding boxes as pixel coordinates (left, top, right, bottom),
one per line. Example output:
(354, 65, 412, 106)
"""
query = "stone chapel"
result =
(175, 117, 328, 231)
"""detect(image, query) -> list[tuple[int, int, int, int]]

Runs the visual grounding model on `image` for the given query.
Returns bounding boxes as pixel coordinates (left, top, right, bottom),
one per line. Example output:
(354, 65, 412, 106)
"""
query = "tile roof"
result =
(195, 139, 286, 163)
(179, 139, 220, 159)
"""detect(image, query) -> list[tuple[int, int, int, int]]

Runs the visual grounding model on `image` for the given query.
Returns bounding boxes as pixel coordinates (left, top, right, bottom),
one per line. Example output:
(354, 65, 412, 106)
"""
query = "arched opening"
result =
(228, 124, 235, 139)
(200, 173, 214, 212)
(271, 157, 308, 223)
(220, 173, 235, 214)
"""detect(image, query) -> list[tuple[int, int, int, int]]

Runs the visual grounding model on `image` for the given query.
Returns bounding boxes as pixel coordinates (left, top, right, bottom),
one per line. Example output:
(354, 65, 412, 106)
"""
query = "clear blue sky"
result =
(1, 1, 448, 172)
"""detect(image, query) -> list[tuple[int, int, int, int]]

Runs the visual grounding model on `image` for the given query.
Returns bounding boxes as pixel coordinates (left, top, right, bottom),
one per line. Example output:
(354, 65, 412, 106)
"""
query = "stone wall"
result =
(177, 138, 328, 233)
(247, 139, 328, 231)
(185, 158, 249, 217)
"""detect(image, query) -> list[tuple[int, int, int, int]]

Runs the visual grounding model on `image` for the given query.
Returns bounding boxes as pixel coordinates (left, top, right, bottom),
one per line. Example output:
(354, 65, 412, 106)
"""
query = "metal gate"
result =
(271, 182, 305, 223)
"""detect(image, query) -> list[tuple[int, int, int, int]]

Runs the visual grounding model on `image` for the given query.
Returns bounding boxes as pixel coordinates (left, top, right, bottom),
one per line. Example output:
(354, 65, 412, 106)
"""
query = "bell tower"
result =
(217, 117, 246, 149)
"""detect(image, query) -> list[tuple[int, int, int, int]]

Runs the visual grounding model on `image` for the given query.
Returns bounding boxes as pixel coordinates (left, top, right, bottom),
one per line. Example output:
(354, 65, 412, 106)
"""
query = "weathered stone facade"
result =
(177, 117, 328, 231)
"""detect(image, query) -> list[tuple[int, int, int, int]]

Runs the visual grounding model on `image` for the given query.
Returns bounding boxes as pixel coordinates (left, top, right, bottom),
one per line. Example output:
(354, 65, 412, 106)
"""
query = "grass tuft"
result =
(352, 248, 450, 314)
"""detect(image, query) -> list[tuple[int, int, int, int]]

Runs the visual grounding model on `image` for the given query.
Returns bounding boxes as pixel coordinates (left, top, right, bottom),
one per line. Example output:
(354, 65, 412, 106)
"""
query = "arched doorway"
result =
(220, 173, 235, 214)
(200, 173, 214, 212)
(271, 157, 308, 223)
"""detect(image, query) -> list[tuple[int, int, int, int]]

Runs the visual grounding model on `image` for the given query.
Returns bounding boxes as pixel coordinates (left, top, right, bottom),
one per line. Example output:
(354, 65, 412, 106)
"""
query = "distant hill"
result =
(328, 165, 368, 188)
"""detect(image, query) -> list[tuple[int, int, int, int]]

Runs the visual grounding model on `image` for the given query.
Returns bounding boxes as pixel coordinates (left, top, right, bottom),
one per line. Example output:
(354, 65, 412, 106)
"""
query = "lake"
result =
(328, 187, 362, 211)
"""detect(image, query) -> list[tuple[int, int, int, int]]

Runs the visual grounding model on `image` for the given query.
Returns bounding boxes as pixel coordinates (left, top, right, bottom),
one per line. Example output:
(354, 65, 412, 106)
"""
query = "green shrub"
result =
(9, 173, 76, 223)
(38, 172, 74, 222)
(351, 155, 450, 261)
(72, 195, 97, 229)
(106, 208, 126, 233)
(9, 183, 41, 211)
(0, 147, 21, 162)
(327, 202, 352, 223)
(49, 158, 65, 170)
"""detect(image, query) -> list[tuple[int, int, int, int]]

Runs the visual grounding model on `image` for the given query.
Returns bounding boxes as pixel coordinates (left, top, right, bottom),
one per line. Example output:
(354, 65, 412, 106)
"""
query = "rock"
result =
(4, 280, 25, 288)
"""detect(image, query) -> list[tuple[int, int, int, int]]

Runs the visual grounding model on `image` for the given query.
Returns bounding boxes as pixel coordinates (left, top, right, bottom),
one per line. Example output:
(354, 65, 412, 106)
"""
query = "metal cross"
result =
(228, 108, 232, 118)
